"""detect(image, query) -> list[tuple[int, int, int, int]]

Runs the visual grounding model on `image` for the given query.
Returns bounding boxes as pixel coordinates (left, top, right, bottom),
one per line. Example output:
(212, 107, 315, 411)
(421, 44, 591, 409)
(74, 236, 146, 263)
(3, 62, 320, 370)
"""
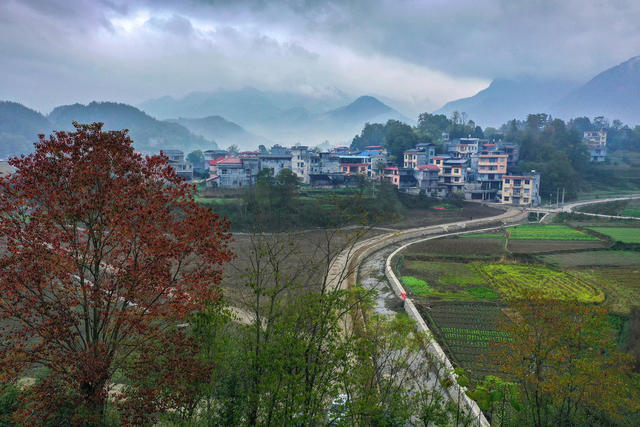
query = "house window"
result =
(505, 179, 510, 184)
(524, 189, 530, 194)
(524, 198, 529, 202)
(525, 180, 530, 185)
(454, 168, 459, 173)
(504, 196, 510, 201)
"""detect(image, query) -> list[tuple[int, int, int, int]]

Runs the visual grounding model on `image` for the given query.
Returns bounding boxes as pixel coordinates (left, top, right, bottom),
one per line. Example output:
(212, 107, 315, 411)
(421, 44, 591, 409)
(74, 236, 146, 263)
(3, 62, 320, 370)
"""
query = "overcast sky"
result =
(1, 0, 639, 116)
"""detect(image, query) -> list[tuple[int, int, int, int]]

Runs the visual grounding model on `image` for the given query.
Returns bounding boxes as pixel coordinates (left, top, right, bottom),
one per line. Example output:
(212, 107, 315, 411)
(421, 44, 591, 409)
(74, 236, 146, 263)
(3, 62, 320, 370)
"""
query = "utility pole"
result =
(556, 188, 560, 207)
(561, 187, 565, 205)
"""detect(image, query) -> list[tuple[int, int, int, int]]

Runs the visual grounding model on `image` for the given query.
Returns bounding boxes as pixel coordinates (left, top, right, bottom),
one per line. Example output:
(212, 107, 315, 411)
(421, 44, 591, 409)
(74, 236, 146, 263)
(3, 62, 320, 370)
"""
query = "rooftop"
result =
(416, 164, 440, 171)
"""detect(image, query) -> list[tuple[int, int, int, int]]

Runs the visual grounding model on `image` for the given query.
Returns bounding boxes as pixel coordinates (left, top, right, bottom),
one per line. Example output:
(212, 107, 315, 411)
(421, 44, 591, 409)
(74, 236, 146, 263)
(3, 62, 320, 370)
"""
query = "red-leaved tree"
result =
(0, 123, 232, 424)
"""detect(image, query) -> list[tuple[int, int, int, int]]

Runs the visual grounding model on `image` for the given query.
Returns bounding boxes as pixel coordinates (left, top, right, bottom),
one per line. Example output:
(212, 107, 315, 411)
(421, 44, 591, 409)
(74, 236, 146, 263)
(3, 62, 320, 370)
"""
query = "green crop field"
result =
(399, 260, 494, 300)
(476, 263, 605, 303)
(506, 224, 598, 241)
(417, 302, 508, 379)
(400, 276, 431, 296)
(621, 206, 640, 217)
(588, 227, 640, 243)
(539, 251, 640, 267)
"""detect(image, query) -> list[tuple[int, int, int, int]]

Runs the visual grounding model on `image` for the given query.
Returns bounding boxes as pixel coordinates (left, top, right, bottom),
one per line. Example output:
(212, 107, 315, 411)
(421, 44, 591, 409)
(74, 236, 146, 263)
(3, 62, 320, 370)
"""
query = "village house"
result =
(437, 158, 468, 194)
(161, 149, 193, 180)
(383, 166, 416, 189)
(584, 130, 607, 145)
(403, 147, 432, 169)
(589, 143, 607, 162)
(413, 164, 440, 195)
(501, 172, 540, 207)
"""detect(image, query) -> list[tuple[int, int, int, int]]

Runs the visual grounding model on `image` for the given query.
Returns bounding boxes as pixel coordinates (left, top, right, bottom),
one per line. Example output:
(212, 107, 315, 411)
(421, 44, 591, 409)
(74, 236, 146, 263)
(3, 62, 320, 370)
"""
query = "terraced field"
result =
(575, 267, 640, 315)
(476, 263, 604, 303)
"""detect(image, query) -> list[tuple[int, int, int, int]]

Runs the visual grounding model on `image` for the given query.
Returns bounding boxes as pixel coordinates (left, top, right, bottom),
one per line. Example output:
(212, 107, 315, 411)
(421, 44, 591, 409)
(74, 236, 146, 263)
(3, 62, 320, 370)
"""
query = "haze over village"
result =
(1, 1, 640, 426)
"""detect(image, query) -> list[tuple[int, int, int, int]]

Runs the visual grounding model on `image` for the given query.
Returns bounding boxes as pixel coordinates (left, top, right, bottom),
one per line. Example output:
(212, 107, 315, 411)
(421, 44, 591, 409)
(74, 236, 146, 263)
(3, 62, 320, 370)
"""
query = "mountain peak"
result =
(551, 55, 640, 125)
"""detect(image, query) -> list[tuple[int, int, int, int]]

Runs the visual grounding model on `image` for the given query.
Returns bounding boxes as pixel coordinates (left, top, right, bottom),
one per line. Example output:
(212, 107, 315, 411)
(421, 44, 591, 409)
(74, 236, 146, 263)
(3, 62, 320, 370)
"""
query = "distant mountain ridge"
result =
(436, 55, 640, 127)
(139, 89, 410, 145)
(0, 101, 218, 158)
(435, 78, 576, 128)
(0, 101, 52, 158)
(167, 116, 271, 150)
(551, 56, 640, 125)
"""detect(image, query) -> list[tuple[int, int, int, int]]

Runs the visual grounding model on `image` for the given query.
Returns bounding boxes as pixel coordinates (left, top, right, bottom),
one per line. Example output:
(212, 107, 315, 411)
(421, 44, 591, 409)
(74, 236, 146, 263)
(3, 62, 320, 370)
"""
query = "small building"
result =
(438, 158, 468, 193)
(258, 154, 292, 177)
(501, 173, 540, 207)
(403, 148, 431, 169)
(446, 138, 482, 159)
(584, 130, 607, 145)
(589, 144, 607, 162)
(268, 145, 287, 155)
(216, 158, 250, 188)
(203, 149, 228, 161)
(472, 154, 509, 201)
(414, 164, 440, 195)
(358, 149, 388, 177)
(383, 166, 416, 189)
(161, 149, 193, 180)
(290, 146, 311, 183)
(339, 155, 370, 177)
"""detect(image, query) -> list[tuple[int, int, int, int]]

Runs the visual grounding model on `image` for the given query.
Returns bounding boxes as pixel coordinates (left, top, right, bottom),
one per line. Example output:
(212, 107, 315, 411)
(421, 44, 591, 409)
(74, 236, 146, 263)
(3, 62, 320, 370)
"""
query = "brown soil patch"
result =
(507, 240, 607, 254)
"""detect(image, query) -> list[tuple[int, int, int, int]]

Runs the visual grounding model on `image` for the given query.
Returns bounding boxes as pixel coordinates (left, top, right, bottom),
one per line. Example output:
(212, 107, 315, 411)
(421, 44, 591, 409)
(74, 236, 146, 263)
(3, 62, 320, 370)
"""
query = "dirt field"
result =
(402, 237, 507, 257)
(539, 250, 640, 267)
(507, 240, 607, 253)
(221, 227, 386, 306)
(388, 203, 503, 229)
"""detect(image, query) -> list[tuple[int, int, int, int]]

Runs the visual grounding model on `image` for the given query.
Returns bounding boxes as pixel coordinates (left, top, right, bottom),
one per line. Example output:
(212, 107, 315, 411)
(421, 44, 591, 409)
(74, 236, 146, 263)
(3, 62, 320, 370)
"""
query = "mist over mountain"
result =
(141, 90, 409, 146)
(139, 87, 350, 124)
(552, 56, 640, 125)
(168, 116, 271, 151)
(435, 78, 576, 128)
(48, 102, 217, 153)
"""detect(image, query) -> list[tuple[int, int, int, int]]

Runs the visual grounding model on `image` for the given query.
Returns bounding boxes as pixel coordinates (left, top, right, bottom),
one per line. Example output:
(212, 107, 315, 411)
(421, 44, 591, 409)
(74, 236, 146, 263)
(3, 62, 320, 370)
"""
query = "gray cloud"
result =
(0, 0, 638, 116)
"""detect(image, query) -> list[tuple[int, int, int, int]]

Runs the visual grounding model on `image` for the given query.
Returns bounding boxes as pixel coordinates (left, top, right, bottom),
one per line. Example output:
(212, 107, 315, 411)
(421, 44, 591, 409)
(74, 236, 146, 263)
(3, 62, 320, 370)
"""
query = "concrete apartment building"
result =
(438, 158, 469, 193)
(469, 153, 509, 201)
(501, 172, 540, 207)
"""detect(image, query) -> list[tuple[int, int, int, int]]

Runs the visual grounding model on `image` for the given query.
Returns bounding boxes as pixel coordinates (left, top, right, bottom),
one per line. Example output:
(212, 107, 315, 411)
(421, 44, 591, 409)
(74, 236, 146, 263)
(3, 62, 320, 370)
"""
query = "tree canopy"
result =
(0, 122, 232, 424)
